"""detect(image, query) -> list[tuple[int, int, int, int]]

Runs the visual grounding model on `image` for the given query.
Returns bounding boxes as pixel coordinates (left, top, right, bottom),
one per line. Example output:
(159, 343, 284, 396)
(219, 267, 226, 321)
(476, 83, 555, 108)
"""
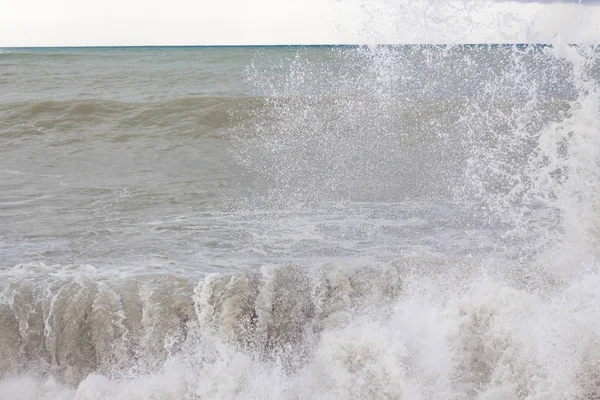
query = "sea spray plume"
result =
(528, 43, 600, 269)
(459, 43, 600, 268)
(233, 43, 590, 246)
(234, 46, 482, 207)
(355, 0, 527, 44)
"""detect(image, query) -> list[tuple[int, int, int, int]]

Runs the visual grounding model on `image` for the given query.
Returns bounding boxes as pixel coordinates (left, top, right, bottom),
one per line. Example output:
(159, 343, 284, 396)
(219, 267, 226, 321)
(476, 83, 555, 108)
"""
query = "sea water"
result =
(1, 43, 600, 399)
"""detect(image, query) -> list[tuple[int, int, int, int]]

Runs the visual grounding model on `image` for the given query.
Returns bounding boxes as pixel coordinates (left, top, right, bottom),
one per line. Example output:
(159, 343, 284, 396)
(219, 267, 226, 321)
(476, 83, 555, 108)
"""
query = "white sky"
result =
(0, 0, 598, 47)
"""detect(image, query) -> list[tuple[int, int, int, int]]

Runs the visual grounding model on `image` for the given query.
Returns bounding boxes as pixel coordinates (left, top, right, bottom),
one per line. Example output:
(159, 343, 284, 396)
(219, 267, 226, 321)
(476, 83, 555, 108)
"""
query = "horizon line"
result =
(0, 43, 572, 50)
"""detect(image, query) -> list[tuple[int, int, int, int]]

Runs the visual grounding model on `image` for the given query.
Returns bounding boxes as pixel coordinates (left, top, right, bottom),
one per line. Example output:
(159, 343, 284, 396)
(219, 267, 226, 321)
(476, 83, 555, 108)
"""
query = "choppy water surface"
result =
(1, 43, 600, 399)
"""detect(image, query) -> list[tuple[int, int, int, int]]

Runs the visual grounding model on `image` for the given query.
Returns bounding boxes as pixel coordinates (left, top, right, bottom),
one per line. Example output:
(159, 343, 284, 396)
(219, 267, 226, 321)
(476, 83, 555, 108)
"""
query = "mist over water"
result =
(2, 19, 600, 400)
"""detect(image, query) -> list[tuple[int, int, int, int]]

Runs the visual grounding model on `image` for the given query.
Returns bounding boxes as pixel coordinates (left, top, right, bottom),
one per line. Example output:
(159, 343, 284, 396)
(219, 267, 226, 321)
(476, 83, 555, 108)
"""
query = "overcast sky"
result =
(0, 0, 598, 47)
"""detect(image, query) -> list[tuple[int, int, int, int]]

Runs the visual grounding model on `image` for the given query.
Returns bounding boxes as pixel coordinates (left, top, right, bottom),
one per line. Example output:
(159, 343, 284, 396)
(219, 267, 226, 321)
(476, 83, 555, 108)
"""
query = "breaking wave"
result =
(1, 259, 600, 399)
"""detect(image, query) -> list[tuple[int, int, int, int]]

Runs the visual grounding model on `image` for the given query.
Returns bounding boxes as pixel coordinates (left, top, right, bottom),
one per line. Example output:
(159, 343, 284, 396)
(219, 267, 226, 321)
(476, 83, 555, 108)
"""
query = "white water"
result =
(2, 260, 600, 399)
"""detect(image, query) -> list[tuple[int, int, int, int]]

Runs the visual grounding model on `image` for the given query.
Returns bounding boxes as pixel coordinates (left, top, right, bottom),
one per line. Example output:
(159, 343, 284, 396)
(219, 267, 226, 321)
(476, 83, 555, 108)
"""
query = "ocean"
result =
(1, 44, 599, 399)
